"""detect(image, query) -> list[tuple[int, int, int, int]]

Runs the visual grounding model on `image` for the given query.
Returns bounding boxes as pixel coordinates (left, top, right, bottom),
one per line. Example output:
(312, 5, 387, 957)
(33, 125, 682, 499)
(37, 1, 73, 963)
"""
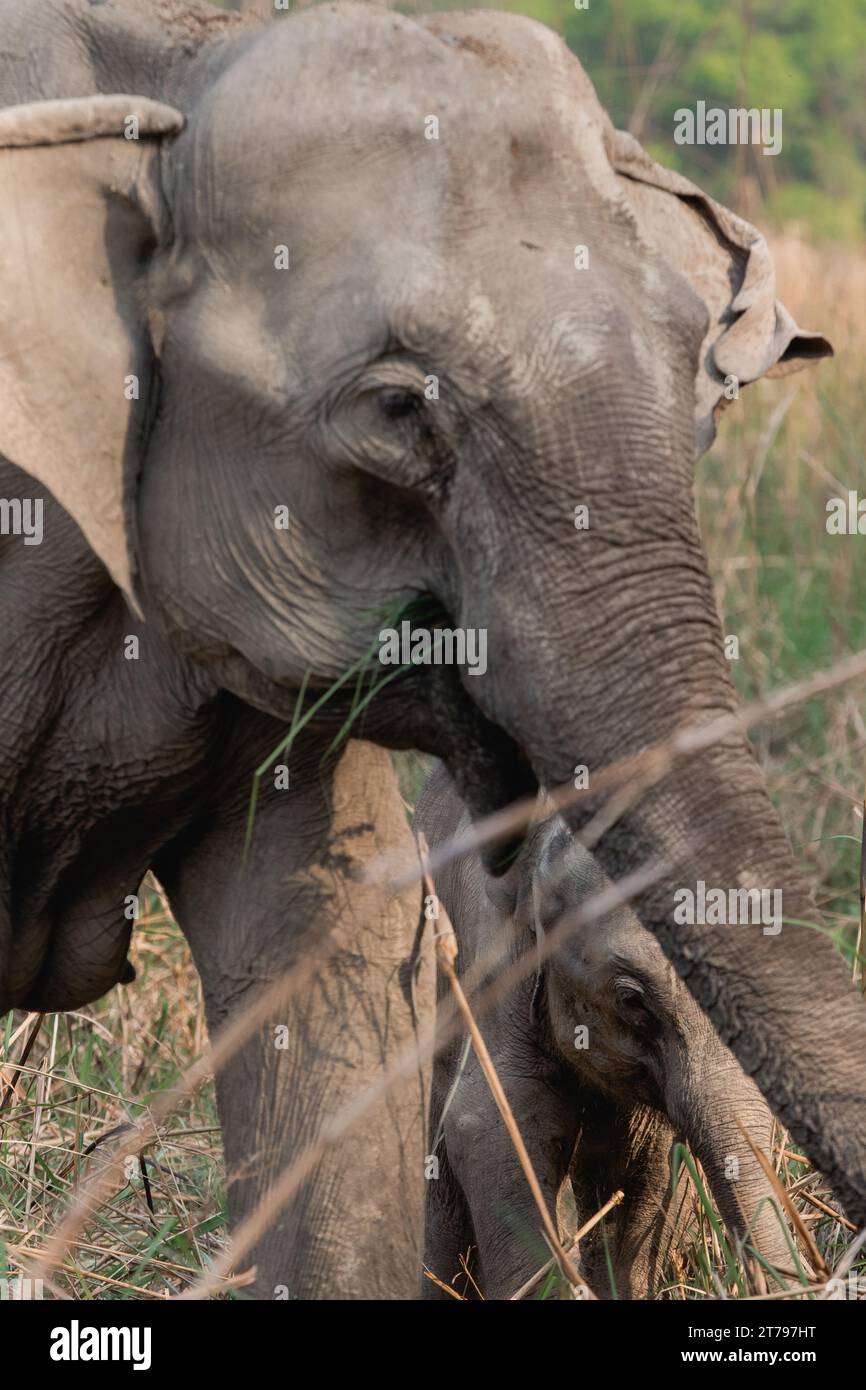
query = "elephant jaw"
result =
(212, 643, 538, 872)
(366, 662, 539, 870)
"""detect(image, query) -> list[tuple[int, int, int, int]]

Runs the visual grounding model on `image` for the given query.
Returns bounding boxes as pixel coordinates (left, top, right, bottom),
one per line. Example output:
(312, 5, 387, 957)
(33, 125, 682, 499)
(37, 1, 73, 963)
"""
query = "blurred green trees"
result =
(557, 0, 866, 238)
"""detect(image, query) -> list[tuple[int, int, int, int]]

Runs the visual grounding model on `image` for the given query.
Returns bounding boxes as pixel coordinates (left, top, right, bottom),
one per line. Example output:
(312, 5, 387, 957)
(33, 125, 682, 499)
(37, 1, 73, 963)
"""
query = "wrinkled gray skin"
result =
(417, 765, 797, 1299)
(0, 0, 864, 1300)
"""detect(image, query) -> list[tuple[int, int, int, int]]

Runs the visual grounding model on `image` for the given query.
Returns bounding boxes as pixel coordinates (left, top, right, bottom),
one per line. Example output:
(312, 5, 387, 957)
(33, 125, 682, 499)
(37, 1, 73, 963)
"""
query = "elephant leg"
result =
(422, 1141, 476, 1299)
(155, 737, 434, 1300)
(442, 1044, 580, 1300)
(570, 1098, 688, 1300)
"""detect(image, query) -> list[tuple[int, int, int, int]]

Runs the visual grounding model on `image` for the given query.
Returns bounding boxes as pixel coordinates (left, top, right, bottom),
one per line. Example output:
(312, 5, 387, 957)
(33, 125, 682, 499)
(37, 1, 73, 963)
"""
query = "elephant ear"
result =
(0, 96, 184, 605)
(610, 129, 832, 454)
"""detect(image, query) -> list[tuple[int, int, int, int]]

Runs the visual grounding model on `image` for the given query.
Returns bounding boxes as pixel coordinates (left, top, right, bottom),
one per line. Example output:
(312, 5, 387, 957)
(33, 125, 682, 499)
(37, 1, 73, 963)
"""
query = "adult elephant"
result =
(0, 0, 862, 1297)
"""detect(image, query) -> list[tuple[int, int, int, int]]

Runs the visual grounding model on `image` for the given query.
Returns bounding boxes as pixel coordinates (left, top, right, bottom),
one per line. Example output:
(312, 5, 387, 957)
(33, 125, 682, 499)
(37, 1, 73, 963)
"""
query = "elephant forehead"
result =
(163, 8, 671, 406)
(177, 5, 618, 245)
(564, 902, 673, 982)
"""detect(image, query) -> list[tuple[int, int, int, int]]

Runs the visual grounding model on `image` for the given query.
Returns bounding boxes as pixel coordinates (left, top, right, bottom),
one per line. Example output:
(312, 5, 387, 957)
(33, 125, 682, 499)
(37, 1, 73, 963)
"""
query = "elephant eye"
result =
(378, 386, 422, 421)
(613, 976, 652, 1024)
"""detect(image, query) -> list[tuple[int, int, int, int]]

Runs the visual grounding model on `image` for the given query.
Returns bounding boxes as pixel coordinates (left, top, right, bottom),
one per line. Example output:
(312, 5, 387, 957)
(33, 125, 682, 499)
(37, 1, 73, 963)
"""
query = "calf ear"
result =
(611, 129, 832, 454)
(0, 96, 183, 605)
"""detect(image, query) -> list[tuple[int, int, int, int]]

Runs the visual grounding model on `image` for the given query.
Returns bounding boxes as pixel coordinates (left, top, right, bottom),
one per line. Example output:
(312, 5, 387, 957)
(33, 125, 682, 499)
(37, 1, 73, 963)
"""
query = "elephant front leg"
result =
(570, 1098, 688, 1300)
(422, 1142, 476, 1299)
(443, 1047, 580, 1300)
(156, 738, 434, 1300)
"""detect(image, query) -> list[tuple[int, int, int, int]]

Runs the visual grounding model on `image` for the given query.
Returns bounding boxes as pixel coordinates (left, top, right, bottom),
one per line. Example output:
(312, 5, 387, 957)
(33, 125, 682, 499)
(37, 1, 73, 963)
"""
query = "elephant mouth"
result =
(353, 666, 537, 871)
(318, 605, 538, 872)
(207, 590, 537, 869)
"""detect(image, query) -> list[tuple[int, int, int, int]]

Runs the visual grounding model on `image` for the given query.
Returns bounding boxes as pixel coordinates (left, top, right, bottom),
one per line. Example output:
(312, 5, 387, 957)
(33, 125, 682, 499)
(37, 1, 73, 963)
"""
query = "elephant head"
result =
(1, 1, 863, 1229)
(417, 766, 800, 1299)
(530, 820, 798, 1296)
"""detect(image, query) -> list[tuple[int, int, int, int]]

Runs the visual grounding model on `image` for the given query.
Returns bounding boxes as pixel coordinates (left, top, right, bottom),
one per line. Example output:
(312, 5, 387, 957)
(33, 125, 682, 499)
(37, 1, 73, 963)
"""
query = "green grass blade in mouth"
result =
(243, 668, 311, 862)
(242, 594, 442, 858)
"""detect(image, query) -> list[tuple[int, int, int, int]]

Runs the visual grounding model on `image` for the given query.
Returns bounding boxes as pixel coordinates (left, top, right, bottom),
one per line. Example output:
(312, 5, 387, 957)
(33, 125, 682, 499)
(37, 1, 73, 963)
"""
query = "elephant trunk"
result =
(461, 519, 866, 1225)
(675, 1052, 799, 1289)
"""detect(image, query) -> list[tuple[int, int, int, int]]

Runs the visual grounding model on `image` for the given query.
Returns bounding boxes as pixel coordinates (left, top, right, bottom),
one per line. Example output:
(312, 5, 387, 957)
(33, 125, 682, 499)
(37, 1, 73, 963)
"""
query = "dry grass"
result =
(702, 228, 866, 966)
(0, 883, 228, 1299)
(1, 229, 865, 1300)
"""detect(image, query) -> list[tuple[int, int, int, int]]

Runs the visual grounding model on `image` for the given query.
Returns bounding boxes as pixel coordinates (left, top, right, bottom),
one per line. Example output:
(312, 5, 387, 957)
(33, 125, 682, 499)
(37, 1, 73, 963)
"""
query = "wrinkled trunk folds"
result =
(686, 1062, 800, 1288)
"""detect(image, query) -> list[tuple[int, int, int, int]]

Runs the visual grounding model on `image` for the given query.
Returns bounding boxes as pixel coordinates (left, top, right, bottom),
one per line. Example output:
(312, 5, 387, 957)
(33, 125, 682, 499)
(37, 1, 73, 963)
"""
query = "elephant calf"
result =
(416, 764, 799, 1300)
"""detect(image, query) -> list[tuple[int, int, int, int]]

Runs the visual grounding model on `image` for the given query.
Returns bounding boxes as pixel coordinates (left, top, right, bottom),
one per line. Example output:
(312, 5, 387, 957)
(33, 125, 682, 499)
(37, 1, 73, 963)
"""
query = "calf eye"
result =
(614, 976, 652, 1023)
(378, 386, 421, 420)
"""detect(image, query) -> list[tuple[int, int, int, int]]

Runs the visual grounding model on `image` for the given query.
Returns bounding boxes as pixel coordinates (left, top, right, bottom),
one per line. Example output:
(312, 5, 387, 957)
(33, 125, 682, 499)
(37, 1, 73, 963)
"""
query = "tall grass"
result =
(701, 229, 866, 945)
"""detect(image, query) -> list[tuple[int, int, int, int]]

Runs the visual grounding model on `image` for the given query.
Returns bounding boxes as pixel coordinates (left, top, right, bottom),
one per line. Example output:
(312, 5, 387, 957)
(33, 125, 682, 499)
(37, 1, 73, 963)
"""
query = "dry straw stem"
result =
(422, 1249, 484, 1300)
(417, 832, 588, 1298)
(0, 1012, 44, 1114)
(457, 1248, 485, 1299)
(374, 646, 866, 894)
(744, 1282, 845, 1301)
(798, 1190, 856, 1232)
(423, 1268, 467, 1299)
(509, 1188, 625, 1301)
